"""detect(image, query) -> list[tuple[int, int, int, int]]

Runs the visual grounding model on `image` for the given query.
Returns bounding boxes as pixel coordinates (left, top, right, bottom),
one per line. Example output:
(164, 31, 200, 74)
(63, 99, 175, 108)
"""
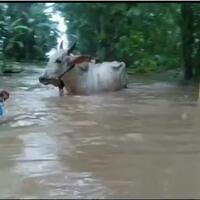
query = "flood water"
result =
(0, 66, 200, 198)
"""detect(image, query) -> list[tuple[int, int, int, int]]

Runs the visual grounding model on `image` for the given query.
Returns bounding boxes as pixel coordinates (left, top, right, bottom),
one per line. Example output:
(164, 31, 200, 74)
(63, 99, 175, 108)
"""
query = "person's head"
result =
(0, 90, 10, 102)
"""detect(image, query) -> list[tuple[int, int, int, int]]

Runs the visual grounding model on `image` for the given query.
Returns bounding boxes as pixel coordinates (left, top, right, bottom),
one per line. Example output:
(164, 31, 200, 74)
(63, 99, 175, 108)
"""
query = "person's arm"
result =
(0, 90, 10, 117)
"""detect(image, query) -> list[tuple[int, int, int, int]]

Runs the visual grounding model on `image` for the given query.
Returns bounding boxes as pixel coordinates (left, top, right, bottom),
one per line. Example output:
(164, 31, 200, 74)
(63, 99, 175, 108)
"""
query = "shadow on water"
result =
(0, 65, 200, 198)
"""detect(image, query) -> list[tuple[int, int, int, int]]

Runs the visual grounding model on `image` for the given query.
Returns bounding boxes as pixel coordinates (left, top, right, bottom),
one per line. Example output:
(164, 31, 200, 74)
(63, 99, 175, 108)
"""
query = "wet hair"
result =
(0, 90, 10, 101)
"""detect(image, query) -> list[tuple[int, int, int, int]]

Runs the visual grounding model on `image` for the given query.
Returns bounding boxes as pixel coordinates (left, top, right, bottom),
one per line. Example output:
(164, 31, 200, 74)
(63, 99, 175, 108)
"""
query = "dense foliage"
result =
(1, 2, 200, 81)
(0, 3, 58, 63)
(56, 2, 200, 80)
(56, 3, 180, 73)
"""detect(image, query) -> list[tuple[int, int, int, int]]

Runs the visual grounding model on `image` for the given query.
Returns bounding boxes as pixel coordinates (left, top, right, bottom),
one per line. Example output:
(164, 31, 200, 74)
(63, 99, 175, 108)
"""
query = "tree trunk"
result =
(193, 42, 200, 81)
(181, 3, 194, 80)
(25, 30, 35, 62)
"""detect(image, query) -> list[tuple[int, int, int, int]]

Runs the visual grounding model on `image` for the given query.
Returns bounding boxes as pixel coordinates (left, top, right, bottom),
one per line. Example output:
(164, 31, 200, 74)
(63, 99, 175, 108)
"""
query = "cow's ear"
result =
(69, 55, 92, 65)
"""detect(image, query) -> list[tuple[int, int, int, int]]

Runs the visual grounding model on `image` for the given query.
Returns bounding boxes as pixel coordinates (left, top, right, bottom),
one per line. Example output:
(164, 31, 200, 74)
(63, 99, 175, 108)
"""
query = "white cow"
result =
(39, 42, 128, 95)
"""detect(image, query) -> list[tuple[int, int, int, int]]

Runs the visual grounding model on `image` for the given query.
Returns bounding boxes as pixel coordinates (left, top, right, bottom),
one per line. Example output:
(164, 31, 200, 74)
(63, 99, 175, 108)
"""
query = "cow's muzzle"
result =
(39, 76, 50, 85)
(39, 76, 65, 89)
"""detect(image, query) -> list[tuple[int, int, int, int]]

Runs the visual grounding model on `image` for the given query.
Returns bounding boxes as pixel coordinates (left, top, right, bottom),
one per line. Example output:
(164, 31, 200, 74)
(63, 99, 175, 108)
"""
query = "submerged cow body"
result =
(39, 42, 128, 95)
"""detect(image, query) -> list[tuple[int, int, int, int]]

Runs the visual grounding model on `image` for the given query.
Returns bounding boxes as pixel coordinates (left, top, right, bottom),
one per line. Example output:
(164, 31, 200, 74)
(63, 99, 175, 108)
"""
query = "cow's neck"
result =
(61, 67, 82, 94)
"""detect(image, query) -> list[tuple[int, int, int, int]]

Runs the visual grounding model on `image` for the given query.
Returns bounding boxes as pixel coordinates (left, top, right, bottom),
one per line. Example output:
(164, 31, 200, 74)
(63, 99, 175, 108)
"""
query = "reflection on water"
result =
(0, 68, 200, 198)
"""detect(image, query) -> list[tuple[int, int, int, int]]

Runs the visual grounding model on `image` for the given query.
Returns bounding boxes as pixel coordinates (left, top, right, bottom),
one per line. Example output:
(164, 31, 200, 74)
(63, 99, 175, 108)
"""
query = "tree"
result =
(0, 3, 59, 62)
(181, 3, 194, 80)
(57, 3, 181, 74)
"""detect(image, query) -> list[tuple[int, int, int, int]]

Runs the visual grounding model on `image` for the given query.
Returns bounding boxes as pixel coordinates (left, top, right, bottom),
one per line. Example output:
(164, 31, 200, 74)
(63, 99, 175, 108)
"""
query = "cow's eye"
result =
(55, 59, 62, 64)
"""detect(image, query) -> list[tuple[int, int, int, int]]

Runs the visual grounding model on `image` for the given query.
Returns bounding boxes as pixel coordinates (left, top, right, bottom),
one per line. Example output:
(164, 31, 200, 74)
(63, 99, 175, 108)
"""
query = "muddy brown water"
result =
(0, 68, 200, 198)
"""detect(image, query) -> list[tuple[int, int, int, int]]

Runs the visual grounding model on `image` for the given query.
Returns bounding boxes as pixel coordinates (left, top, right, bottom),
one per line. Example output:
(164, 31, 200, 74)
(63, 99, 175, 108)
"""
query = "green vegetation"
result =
(56, 3, 200, 81)
(0, 3, 58, 73)
(1, 2, 200, 81)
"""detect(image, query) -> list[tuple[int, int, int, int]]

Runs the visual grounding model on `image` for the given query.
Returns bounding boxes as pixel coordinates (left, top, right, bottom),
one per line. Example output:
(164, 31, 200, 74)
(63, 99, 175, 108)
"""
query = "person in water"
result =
(0, 90, 10, 116)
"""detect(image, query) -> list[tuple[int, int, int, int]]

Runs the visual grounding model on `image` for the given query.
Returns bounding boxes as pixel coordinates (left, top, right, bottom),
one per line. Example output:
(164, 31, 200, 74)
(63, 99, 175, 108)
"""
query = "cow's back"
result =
(86, 61, 127, 93)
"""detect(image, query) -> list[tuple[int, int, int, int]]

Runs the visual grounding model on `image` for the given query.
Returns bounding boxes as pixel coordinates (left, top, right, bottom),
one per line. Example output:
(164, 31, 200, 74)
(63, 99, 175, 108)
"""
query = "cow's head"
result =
(39, 41, 92, 86)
